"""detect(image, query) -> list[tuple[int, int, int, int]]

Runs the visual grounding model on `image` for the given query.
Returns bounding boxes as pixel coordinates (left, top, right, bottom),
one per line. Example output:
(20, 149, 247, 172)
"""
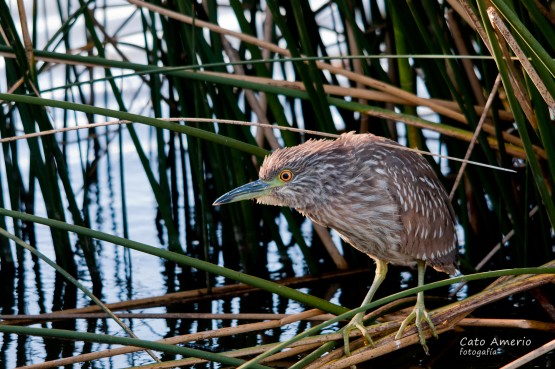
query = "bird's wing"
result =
(375, 143, 458, 274)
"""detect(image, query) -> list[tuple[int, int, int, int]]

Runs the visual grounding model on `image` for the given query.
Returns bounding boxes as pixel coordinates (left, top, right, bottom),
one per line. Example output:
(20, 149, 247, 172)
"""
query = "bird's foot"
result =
(394, 301, 437, 354)
(341, 311, 374, 357)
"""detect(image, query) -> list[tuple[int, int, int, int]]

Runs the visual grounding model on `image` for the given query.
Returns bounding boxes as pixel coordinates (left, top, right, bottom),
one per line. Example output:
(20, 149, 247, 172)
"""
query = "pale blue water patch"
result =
(79, 127, 170, 300)
(0, 124, 180, 367)
(329, 229, 345, 257)
(276, 213, 309, 276)
(266, 241, 283, 274)
(277, 288, 309, 342)
(17, 225, 59, 316)
(322, 288, 343, 334)
(399, 271, 413, 290)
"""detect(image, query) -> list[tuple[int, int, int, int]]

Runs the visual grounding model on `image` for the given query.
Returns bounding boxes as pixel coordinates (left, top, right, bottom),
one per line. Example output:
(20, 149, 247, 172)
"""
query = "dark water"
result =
(0, 131, 554, 368)
(2, 258, 554, 368)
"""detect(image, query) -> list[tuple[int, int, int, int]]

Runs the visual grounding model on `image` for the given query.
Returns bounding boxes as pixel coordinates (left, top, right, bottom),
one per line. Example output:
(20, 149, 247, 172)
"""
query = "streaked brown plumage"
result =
(214, 132, 458, 354)
(257, 132, 457, 273)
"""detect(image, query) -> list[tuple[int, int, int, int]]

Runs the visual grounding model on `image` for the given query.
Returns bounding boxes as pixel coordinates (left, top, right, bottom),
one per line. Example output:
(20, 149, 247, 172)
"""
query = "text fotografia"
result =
(459, 337, 532, 357)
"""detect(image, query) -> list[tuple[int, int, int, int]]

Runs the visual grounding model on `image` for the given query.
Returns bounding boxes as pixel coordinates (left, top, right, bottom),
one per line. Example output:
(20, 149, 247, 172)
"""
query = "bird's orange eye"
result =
(279, 169, 293, 182)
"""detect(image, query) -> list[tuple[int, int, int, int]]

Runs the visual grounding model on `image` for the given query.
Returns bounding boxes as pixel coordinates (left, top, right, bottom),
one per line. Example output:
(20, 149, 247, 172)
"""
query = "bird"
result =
(213, 132, 458, 355)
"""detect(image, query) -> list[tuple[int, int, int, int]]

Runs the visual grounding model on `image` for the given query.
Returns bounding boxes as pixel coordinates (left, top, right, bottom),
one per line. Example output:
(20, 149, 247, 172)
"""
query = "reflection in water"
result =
(0, 160, 549, 368)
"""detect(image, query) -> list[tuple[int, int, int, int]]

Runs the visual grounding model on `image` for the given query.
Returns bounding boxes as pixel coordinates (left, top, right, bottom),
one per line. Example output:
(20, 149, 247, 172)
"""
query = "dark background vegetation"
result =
(0, 0, 554, 368)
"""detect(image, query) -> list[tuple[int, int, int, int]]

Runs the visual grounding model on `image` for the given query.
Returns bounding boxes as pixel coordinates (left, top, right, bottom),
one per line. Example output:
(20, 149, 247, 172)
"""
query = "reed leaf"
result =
(0, 208, 348, 316)
(1, 1, 554, 366)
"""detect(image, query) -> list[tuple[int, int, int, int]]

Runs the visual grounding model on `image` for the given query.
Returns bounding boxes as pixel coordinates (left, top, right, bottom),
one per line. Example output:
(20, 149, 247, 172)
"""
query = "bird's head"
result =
(213, 137, 352, 209)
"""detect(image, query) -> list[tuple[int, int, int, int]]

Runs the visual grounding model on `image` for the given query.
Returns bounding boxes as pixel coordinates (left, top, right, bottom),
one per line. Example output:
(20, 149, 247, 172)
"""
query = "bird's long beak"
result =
(213, 179, 271, 205)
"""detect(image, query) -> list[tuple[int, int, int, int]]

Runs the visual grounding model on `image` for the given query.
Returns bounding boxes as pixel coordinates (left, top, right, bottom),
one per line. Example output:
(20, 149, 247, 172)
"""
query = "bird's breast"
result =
(298, 191, 416, 265)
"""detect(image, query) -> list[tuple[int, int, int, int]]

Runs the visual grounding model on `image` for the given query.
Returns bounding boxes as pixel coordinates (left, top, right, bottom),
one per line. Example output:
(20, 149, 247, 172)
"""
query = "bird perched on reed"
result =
(213, 132, 458, 354)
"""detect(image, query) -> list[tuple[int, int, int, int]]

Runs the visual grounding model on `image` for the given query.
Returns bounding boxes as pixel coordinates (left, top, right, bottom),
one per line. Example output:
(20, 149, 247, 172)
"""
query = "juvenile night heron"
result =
(213, 132, 458, 354)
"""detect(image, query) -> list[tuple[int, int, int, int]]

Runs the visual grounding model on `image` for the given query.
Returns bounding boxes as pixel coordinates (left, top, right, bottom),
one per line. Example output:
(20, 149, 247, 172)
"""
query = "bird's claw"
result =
(342, 312, 374, 357)
(395, 303, 437, 354)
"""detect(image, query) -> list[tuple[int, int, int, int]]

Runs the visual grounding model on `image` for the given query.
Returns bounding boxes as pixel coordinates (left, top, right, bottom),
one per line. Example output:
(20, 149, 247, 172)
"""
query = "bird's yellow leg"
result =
(395, 260, 438, 354)
(342, 259, 387, 356)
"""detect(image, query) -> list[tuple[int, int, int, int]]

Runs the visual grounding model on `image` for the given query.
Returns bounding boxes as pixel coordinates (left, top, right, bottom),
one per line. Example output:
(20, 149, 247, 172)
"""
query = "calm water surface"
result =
(0, 130, 553, 369)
